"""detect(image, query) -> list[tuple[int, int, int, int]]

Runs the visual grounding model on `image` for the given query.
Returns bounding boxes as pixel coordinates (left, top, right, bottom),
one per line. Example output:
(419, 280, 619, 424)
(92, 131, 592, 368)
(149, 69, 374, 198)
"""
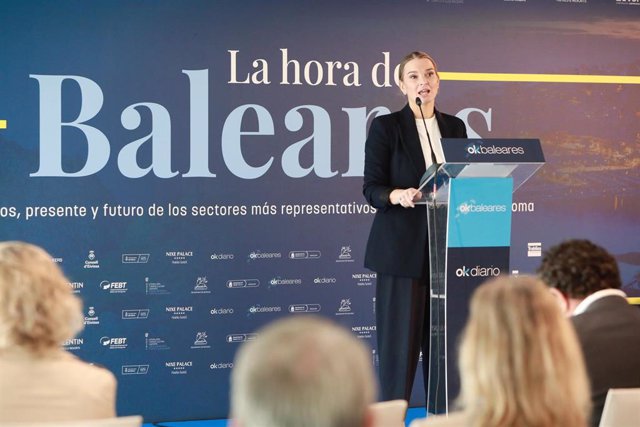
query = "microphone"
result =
(416, 97, 439, 168)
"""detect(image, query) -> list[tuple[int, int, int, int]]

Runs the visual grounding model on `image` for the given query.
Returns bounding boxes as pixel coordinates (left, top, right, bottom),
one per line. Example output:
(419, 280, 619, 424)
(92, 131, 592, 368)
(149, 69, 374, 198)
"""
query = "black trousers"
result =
(375, 273, 430, 403)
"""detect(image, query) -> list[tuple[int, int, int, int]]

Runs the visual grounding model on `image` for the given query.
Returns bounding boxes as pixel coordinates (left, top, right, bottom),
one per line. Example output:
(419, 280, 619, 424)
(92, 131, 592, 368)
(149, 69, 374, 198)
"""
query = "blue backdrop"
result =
(0, 0, 638, 422)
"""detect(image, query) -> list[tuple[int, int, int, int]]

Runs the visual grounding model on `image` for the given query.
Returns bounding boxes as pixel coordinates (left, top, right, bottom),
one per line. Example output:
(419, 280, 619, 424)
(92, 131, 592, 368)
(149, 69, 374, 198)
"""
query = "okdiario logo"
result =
(455, 265, 501, 278)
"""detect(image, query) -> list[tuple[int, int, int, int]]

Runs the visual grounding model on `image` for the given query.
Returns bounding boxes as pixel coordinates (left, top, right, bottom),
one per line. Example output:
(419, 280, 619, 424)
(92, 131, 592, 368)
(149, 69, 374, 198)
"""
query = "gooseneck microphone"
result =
(416, 97, 439, 167)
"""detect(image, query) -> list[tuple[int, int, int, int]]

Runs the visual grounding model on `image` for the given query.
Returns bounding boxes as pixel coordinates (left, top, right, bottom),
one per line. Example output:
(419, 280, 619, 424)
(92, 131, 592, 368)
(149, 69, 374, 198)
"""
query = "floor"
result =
(145, 406, 428, 426)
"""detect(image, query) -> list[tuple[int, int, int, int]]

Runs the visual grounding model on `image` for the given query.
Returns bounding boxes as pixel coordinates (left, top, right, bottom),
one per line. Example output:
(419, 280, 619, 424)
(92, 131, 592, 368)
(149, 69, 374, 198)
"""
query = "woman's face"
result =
(399, 57, 439, 105)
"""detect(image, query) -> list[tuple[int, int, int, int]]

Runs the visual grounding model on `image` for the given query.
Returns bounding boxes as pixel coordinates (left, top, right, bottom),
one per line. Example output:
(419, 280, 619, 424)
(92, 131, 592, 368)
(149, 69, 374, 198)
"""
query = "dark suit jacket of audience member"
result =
(572, 295, 640, 427)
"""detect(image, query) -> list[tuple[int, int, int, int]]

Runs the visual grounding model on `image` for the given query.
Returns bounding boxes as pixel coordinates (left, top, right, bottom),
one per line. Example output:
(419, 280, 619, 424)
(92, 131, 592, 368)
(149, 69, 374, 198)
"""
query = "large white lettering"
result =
(29, 71, 485, 179)
(30, 75, 110, 177)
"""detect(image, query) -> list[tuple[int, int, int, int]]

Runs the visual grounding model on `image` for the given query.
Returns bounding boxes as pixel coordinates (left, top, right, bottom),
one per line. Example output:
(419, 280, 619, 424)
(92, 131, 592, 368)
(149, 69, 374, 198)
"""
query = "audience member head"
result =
(457, 275, 591, 427)
(231, 315, 376, 427)
(537, 239, 622, 314)
(0, 241, 83, 354)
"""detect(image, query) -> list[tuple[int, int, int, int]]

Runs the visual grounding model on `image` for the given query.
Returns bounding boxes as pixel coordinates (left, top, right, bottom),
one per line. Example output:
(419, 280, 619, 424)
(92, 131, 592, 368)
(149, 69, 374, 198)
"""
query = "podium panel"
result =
(425, 139, 544, 415)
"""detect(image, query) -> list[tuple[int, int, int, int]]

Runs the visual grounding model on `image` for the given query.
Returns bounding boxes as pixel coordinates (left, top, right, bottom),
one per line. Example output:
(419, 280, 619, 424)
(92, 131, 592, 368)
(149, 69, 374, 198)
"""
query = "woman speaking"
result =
(363, 51, 467, 404)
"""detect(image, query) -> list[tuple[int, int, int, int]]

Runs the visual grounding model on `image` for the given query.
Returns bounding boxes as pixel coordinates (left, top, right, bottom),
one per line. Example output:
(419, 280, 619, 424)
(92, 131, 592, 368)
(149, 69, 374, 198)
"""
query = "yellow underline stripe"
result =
(440, 72, 640, 84)
(628, 297, 640, 305)
(0, 120, 7, 129)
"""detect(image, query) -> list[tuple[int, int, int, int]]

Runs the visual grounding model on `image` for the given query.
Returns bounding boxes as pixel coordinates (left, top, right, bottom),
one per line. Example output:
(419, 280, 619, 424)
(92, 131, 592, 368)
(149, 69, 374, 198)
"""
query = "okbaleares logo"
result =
(458, 202, 507, 215)
(466, 144, 524, 155)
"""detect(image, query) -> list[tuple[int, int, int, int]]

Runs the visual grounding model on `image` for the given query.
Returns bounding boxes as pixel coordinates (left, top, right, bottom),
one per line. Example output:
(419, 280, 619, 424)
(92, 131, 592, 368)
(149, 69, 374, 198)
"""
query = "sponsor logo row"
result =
(65, 323, 377, 353)
(121, 361, 235, 376)
(69, 272, 377, 295)
(80, 297, 371, 326)
(55, 246, 357, 268)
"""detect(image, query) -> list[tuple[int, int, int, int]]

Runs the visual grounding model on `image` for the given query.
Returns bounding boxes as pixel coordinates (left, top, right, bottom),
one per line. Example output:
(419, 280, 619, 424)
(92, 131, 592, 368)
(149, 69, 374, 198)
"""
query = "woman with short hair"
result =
(0, 241, 117, 422)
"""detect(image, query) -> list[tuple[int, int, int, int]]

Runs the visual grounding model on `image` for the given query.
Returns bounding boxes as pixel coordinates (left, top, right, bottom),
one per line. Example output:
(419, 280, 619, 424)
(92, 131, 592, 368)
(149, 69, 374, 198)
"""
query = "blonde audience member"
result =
(230, 315, 376, 427)
(0, 241, 116, 422)
(411, 275, 591, 427)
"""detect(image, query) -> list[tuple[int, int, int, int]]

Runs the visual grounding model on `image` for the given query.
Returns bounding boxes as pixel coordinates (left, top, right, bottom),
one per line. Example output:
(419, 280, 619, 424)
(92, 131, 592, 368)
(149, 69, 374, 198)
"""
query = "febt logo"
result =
(455, 265, 501, 278)
(100, 336, 128, 349)
(99, 280, 128, 293)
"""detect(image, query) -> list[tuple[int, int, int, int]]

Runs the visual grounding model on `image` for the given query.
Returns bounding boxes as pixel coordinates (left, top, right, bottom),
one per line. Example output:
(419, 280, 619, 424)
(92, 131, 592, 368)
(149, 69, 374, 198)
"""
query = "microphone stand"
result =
(415, 96, 443, 413)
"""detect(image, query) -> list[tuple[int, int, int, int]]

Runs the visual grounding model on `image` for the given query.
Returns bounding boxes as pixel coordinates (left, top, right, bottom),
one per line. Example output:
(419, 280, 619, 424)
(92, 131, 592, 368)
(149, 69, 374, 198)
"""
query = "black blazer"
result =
(363, 103, 467, 278)
(572, 295, 640, 427)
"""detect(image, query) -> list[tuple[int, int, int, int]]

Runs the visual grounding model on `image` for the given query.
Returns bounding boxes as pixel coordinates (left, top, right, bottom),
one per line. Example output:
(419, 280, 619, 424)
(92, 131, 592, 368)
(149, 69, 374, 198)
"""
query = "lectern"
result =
(419, 139, 545, 414)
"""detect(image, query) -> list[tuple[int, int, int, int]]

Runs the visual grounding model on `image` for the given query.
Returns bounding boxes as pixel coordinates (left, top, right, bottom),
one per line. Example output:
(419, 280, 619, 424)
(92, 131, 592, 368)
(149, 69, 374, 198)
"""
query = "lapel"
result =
(435, 108, 451, 137)
(397, 103, 425, 178)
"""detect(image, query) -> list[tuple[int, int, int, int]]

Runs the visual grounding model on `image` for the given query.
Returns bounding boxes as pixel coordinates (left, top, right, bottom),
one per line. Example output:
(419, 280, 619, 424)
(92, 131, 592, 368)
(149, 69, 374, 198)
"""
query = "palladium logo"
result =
(191, 332, 211, 349)
(194, 277, 208, 290)
(336, 246, 354, 263)
(192, 276, 211, 294)
(194, 332, 208, 346)
(336, 299, 353, 316)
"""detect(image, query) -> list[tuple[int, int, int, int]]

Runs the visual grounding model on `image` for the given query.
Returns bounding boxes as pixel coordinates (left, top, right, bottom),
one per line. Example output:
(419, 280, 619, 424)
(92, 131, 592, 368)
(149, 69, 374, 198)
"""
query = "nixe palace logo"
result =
(165, 250, 193, 265)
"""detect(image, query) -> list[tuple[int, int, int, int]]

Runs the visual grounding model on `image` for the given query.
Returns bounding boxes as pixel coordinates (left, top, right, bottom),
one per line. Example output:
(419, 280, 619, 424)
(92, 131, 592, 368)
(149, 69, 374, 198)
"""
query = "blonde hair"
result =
(457, 275, 591, 427)
(0, 241, 83, 354)
(231, 316, 376, 427)
(397, 51, 439, 82)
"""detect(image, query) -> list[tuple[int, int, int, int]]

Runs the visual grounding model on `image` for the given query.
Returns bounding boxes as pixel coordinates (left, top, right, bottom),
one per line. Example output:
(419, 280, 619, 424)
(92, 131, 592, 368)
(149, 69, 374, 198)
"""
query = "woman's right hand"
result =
(390, 188, 423, 208)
